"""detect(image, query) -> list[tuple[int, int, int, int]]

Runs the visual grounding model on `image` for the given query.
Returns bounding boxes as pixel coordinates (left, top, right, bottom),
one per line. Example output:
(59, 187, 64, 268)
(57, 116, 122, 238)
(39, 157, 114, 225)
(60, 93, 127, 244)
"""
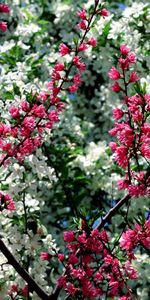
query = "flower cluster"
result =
(57, 224, 137, 299)
(120, 219, 150, 255)
(48, 5, 109, 97)
(0, 191, 15, 211)
(108, 44, 150, 197)
(0, 3, 109, 167)
(0, 3, 10, 32)
(0, 97, 62, 165)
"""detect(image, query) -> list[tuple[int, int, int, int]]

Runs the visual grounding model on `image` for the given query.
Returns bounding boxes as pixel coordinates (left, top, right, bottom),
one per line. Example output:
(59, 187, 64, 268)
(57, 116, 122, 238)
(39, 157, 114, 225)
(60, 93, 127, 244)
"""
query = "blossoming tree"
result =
(0, 0, 150, 299)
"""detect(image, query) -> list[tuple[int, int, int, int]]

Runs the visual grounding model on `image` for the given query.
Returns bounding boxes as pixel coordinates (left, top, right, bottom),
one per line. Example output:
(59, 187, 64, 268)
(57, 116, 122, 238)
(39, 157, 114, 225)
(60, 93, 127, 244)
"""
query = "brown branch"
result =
(0, 238, 56, 300)
(95, 194, 131, 230)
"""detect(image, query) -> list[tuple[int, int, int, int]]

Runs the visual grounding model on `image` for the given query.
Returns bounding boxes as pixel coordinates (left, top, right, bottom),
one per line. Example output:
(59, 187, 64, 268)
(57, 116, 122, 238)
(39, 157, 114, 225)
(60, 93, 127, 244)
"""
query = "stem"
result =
(95, 194, 131, 230)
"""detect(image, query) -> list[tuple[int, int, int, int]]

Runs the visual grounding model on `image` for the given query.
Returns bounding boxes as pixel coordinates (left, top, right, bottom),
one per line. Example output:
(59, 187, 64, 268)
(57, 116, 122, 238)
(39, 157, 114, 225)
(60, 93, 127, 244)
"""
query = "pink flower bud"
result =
(0, 21, 7, 32)
(119, 57, 129, 70)
(78, 20, 87, 30)
(0, 4, 10, 13)
(108, 67, 120, 80)
(129, 72, 139, 83)
(22, 286, 28, 297)
(120, 44, 130, 56)
(112, 82, 122, 92)
(10, 284, 18, 293)
(59, 43, 70, 56)
(40, 252, 51, 261)
(87, 37, 97, 47)
(99, 8, 109, 17)
(58, 253, 65, 261)
(68, 85, 78, 93)
(77, 9, 87, 20)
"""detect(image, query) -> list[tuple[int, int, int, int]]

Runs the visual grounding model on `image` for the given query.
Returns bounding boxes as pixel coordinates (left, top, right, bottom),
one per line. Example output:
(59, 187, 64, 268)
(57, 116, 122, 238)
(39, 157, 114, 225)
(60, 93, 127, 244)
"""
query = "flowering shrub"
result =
(108, 44, 150, 197)
(0, 1, 150, 300)
(57, 227, 139, 299)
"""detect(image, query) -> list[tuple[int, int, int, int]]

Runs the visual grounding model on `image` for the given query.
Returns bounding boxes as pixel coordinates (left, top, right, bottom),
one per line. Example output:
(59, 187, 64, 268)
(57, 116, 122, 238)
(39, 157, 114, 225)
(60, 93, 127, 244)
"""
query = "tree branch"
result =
(95, 194, 131, 230)
(0, 238, 51, 300)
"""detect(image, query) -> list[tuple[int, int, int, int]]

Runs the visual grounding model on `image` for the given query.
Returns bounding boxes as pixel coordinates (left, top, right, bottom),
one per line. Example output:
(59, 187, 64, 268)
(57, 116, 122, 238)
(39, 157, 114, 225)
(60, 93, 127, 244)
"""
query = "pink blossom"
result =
(6, 198, 15, 211)
(68, 254, 78, 264)
(0, 4, 10, 13)
(64, 231, 75, 242)
(128, 184, 146, 197)
(23, 116, 36, 131)
(78, 43, 88, 52)
(59, 43, 70, 56)
(77, 232, 87, 244)
(32, 104, 46, 118)
(68, 85, 78, 93)
(108, 67, 120, 80)
(109, 142, 117, 152)
(9, 106, 20, 119)
(140, 143, 150, 159)
(2, 142, 11, 153)
(128, 94, 142, 105)
(94, 271, 103, 282)
(120, 44, 130, 56)
(0, 21, 7, 32)
(22, 286, 28, 297)
(54, 63, 64, 71)
(0, 192, 15, 211)
(115, 145, 129, 168)
(129, 71, 139, 83)
(120, 220, 150, 251)
(51, 70, 61, 81)
(109, 280, 119, 295)
(124, 261, 138, 279)
(48, 110, 59, 122)
(57, 276, 67, 287)
(99, 8, 109, 17)
(65, 283, 77, 295)
(104, 254, 113, 265)
(10, 284, 18, 293)
(128, 52, 136, 63)
(73, 56, 86, 71)
(77, 9, 87, 20)
(119, 57, 129, 70)
(20, 101, 30, 111)
(57, 253, 65, 261)
(73, 73, 82, 85)
(40, 252, 51, 261)
(145, 94, 150, 107)
(109, 126, 118, 136)
(113, 108, 123, 120)
(71, 267, 86, 280)
(112, 82, 122, 92)
(87, 37, 97, 47)
(117, 178, 129, 190)
(73, 56, 80, 65)
(78, 20, 87, 30)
